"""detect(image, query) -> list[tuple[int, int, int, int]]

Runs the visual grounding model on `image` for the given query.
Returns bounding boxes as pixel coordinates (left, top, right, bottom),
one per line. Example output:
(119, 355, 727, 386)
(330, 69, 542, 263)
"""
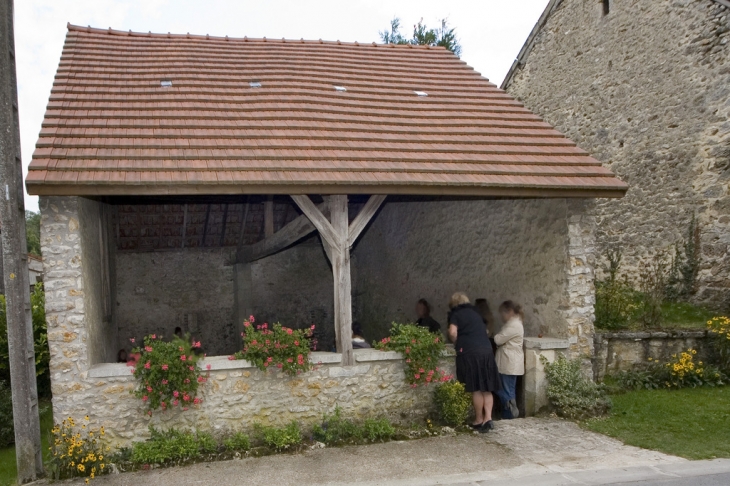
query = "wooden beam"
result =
(202, 203, 211, 247)
(347, 195, 386, 248)
(238, 202, 330, 263)
(264, 196, 274, 237)
(220, 203, 229, 246)
(290, 195, 341, 251)
(328, 195, 354, 366)
(236, 198, 250, 253)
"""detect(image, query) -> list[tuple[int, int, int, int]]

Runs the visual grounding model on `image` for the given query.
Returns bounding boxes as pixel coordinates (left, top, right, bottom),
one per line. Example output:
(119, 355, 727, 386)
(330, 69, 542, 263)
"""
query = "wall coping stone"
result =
(86, 348, 447, 378)
(524, 337, 570, 350)
(596, 330, 708, 341)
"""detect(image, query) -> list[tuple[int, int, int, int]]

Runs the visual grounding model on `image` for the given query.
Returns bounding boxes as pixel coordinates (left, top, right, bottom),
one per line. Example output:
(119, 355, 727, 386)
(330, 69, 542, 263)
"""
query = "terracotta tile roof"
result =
(26, 24, 627, 198)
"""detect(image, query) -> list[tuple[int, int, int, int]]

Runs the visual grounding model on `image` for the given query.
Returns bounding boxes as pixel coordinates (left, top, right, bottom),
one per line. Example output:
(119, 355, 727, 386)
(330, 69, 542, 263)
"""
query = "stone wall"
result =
(116, 248, 237, 356)
(64, 350, 454, 447)
(352, 198, 596, 358)
(505, 0, 730, 308)
(593, 330, 714, 381)
(41, 196, 115, 395)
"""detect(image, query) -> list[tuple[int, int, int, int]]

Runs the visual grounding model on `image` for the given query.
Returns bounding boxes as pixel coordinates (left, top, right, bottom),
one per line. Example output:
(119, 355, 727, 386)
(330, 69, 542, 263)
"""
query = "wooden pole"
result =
(0, 0, 43, 481)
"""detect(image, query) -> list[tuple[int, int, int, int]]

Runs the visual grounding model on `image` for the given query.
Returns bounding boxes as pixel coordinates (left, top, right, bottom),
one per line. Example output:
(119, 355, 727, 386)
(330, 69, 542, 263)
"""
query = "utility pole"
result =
(0, 0, 43, 482)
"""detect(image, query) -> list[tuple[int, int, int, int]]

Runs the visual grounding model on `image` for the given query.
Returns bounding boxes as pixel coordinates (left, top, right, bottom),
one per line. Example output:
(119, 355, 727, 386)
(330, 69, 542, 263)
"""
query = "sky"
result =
(13, 0, 550, 211)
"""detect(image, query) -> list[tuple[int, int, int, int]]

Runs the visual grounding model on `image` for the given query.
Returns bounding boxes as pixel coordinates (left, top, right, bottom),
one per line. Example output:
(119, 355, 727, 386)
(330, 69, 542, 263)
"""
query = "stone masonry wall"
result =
(40, 196, 114, 407)
(593, 330, 714, 381)
(115, 248, 237, 356)
(505, 0, 730, 308)
(61, 351, 454, 447)
(352, 198, 596, 358)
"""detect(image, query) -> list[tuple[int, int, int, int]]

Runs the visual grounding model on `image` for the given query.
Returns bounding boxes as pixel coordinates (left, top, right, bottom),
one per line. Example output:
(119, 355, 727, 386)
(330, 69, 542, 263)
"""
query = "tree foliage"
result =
(25, 210, 42, 257)
(379, 17, 462, 57)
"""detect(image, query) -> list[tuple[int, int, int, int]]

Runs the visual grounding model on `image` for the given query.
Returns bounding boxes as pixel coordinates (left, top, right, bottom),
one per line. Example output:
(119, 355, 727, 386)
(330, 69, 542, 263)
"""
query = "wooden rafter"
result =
(290, 195, 341, 251)
(238, 202, 330, 263)
(348, 195, 386, 248)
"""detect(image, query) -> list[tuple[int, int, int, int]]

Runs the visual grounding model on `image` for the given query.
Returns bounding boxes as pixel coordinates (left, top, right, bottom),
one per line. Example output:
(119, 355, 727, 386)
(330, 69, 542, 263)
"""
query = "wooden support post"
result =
(290, 195, 386, 367)
(329, 195, 354, 365)
(0, 0, 43, 481)
(264, 196, 274, 237)
(201, 203, 211, 247)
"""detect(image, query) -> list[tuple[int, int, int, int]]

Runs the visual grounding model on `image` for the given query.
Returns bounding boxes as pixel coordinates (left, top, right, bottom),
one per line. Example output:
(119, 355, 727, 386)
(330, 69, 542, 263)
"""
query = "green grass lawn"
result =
(585, 386, 730, 459)
(659, 301, 716, 329)
(0, 402, 53, 486)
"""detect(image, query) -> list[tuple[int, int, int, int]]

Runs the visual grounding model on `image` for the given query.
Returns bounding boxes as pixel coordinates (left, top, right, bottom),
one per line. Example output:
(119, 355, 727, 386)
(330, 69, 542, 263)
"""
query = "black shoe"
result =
(479, 420, 494, 433)
(469, 423, 482, 430)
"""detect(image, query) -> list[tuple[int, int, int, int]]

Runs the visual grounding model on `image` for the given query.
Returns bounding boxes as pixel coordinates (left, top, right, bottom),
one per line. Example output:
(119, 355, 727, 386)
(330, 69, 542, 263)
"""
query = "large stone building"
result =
(27, 24, 624, 441)
(503, 0, 730, 308)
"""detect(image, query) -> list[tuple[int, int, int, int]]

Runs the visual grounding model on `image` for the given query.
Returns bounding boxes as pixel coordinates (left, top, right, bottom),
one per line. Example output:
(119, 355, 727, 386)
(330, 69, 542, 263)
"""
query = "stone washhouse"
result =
(27, 24, 626, 443)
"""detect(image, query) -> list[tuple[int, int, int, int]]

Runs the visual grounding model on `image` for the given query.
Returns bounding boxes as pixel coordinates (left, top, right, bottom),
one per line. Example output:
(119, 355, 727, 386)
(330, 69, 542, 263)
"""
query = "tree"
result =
(25, 211, 41, 257)
(379, 17, 462, 57)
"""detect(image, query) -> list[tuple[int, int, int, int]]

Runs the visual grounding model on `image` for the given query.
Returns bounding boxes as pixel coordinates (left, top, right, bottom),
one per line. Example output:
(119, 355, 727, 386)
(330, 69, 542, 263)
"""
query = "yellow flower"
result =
(85, 480, 89, 485)
(100, 464, 105, 470)
(85, 415, 90, 421)
(78, 464, 85, 472)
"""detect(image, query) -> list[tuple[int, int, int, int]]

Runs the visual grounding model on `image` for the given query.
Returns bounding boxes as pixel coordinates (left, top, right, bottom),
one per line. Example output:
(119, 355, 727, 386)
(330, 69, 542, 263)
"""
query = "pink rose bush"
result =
(131, 334, 208, 412)
(375, 323, 452, 386)
(231, 316, 313, 376)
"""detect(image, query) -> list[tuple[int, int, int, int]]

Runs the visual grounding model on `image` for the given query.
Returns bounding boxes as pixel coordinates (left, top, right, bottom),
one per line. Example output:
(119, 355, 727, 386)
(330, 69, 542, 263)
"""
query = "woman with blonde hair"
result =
(494, 300, 525, 419)
(447, 292, 501, 432)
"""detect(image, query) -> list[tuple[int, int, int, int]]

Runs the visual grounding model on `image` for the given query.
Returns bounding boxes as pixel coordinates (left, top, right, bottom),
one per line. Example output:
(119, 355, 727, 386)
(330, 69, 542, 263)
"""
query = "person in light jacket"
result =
(494, 300, 525, 419)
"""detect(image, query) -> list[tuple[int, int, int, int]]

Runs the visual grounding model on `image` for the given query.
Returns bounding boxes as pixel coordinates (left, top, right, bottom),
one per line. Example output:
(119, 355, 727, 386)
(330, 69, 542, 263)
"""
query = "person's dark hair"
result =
(352, 321, 364, 338)
(117, 349, 128, 363)
(474, 298, 491, 324)
(174, 326, 182, 336)
(499, 300, 524, 319)
(417, 298, 431, 315)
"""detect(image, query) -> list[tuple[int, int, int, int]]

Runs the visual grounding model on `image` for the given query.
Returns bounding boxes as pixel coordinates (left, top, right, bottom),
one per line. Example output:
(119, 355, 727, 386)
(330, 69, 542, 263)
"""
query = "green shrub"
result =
(542, 354, 611, 419)
(0, 284, 52, 397)
(254, 421, 302, 452)
(312, 407, 395, 445)
(433, 381, 471, 426)
(223, 431, 251, 452)
(360, 418, 395, 443)
(610, 349, 726, 391)
(131, 427, 216, 466)
(0, 381, 14, 448)
(707, 316, 730, 371)
(312, 407, 361, 445)
(374, 323, 451, 386)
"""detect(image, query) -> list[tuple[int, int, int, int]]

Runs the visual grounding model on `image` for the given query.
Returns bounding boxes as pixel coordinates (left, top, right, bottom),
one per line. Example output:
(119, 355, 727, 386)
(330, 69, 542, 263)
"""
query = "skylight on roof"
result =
(160, 80, 172, 88)
(334, 86, 347, 92)
(249, 81, 262, 88)
(414, 91, 428, 97)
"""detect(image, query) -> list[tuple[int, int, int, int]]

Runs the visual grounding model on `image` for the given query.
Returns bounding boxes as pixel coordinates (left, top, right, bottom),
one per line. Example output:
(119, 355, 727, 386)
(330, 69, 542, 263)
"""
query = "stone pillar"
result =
(523, 337, 570, 416)
(562, 199, 597, 360)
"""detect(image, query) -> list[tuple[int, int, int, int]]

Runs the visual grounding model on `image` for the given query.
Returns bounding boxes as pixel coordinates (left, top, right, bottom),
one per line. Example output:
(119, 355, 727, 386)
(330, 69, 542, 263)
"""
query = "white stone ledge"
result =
(87, 352, 346, 377)
(354, 349, 402, 362)
(524, 337, 570, 350)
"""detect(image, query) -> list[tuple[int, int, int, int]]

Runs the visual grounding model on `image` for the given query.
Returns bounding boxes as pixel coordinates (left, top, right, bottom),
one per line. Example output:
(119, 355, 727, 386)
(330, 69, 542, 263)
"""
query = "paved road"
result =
(614, 473, 730, 485)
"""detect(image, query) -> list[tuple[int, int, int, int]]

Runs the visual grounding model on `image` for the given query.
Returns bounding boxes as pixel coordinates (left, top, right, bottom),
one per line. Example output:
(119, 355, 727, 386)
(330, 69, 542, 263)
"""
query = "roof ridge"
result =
(66, 23, 449, 51)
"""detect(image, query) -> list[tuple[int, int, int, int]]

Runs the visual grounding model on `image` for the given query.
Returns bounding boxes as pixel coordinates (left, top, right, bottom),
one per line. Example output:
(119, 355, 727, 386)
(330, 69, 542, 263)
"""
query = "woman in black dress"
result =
(447, 292, 501, 432)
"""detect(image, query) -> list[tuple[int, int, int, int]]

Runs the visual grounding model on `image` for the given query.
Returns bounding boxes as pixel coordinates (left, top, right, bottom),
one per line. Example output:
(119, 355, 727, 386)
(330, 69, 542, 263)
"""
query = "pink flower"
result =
(180, 355, 187, 361)
(251, 340, 258, 345)
(277, 363, 283, 369)
(206, 364, 211, 370)
(144, 361, 151, 369)
(419, 368, 425, 373)
(189, 366, 194, 371)
(311, 325, 315, 330)
(161, 364, 168, 371)
(183, 394, 190, 402)
(142, 395, 148, 401)
(183, 407, 189, 411)
(193, 341, 201, 349)
(264, 362, 269, 367)
(228, 355, 235, 360)
(130, 338, 136, 343)
(415, 374, 421, 380)
(161, 401, 166, 408)
(173, 399, 179, 406)
(262, 323, 268, 329)
(161, 379, 168, 385)
(286, 328, 293, 335)
(197, 376, 205, 383)
(193, 398, 200, 405)
(244, 322, 250, 328)
(267, 357, 273, 362)
(151, 334, 156, 339)
(145, 346, 153, 352)
(184, 378, 190, 384)
(147, 386, 153, 392)
(294, 340, 299, 346)
(287, 358, 293, 363)
(406, 359, 411, 363)
(173, 391, 179, 398)
(249, 315, 255, 323)
(188, 355, 193, 361)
